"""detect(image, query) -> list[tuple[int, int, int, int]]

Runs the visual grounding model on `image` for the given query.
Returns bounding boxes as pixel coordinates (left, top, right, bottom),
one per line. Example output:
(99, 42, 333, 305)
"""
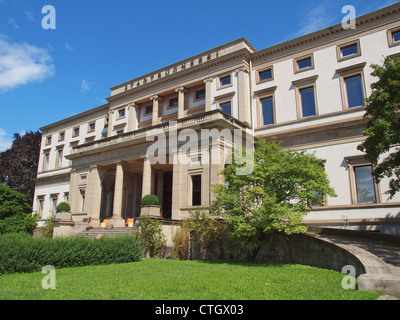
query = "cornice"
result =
(251, 3, 400, 61)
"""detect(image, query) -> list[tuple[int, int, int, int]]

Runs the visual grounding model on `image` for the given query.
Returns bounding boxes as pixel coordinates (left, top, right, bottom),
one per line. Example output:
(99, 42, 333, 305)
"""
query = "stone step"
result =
(75, 227, 135, 238)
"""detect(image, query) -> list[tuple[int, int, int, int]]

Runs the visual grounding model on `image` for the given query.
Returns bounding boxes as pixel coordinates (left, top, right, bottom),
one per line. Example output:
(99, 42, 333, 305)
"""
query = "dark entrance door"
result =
(163, 171, 173, 219)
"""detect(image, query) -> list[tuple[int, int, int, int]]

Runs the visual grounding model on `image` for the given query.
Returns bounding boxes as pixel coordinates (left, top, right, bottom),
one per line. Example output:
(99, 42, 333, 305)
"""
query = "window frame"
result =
(42, 150, 50, 171)
(336, 62, 367, 110)
(387, 27, 400, 47)
(55, 146, 64, 169)
(257, 66, 274, 84)
(194, 89, 206, 101)
(345, 156, 381, 205)
(190, 174, 202, 207)
(118, 108, 126, 119)
(45, 135, 52, 145)
(218, 73, 233, 89)
(219, 100, 232, 116)
(73, 127, 80, 137)
(254, 86, 277, 128)
(337, 39, 361, 62)
(293, 54, 314, 74)
(58, 131, 65, 142)
(88, 122, 96, 133)
(168, 97, 179, 109)
(144, 105, 153, 116)
(292, 75, 319, 119)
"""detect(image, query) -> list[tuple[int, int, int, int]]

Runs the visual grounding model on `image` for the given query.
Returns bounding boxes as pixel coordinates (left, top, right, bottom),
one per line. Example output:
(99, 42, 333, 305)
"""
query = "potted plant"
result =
(55, 202, 71, 220)
(140, 195, 161, 218)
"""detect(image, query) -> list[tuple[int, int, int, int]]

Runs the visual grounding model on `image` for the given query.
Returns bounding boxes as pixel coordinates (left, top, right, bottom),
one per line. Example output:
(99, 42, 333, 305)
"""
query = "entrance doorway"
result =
(162, 171, 173, 219)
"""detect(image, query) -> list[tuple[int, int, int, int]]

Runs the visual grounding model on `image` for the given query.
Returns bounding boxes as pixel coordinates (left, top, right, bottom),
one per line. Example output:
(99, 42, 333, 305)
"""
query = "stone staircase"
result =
(75, 227, 135, 239)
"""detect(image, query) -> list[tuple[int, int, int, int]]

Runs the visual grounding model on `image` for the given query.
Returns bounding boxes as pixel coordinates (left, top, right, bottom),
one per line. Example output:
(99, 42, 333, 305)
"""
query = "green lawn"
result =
(0, 259, 381, 300)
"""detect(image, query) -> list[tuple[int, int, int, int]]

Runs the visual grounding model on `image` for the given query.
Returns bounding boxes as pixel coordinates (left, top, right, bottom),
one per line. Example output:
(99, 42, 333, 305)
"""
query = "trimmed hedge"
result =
(141, 194, 159, 206)
(0, 233, 143, 274)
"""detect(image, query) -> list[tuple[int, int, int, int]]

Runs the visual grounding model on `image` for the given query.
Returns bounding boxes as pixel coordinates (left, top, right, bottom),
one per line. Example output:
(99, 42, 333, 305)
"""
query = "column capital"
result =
(203, 77, 213, 83)
(236, 67, 249, 74)
(150, 95, 161, 101)
(175, 86, 187, 93)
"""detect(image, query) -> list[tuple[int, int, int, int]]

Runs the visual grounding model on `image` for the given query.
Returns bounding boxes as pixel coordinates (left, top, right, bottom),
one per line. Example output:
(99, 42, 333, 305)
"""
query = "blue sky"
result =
(0, 0, 397, 151)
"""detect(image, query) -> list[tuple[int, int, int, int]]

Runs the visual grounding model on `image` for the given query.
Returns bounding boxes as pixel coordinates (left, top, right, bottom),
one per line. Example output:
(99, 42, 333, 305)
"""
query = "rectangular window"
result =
(344, 75, 365, 108)
(169, 97, 178, 108)
(354, 165, 377, 204)
(341, 43, 359, 58)
(56, 149, 63, 169)
(145, 105, 153, 115)
(195, 89, 205, 100)
(299, 86, 316, 117)
(191, 175, 201, 206)
(88, 122, 95, 132)
(43, 152, 50, 171)
(37, 197, 44, 217)
(392, 30, 400, 43)
(46, 136, 52, 145)
(260, 96, 274, 126)
(118, 108, 125, 118)
(220, 101, 232, 115)
(388, 28, 400, 47)
(294, 54, 314, 73)
(51, 196, 58, 216)
(220, 75, 231, 87)
(73, 127, 80, 137)
(258, 68, 273, 82)
(59, 132, 65, 141)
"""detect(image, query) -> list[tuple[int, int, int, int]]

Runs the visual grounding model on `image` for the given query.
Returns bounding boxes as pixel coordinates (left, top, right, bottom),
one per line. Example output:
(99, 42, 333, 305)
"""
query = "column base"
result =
(108, 217, 126, 228)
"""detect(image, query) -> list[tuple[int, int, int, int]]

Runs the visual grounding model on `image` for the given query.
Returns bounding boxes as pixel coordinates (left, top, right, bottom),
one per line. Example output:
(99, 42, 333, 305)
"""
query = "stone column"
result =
(237, 68, 250, 124)
(175, 86, 186, 119)
(156, 171, 164, 208)
(150, 95, 161, 126)
(107, 110, 114, 137)
(111, 161, 125, 227)
(69, 169, 79, 212)
(171, 153, 182, 220)
(86, 165, 102, 226)
(204, 77, 213, 111)
(142, 158, 152, 197)
(127, 103, 138, 131)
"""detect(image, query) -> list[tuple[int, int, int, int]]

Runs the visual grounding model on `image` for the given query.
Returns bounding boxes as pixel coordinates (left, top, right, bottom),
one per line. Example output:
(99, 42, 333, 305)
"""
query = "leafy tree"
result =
(0, 184, 36, 234)
(358, 56, 400, 199)
(211, 140, 336, 260)
(0, 130, 41, 205)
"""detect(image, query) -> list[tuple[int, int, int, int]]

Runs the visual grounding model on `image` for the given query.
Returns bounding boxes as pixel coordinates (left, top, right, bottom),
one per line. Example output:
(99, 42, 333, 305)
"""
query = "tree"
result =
(0, 184, 36, 234)
(358, 56, 400, 199)
(0, 130, 41, 205)
(211, 140, 336, 260)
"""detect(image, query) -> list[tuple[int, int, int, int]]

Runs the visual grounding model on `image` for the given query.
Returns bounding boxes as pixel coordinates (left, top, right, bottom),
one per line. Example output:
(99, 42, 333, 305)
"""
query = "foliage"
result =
(172, 221, 190, 260)
(211, 140, 336, 260)
(0, 232, 143, 274)
(358, 56, 400, 199)
(136, 217, 166, 258)
(184, 209, 226, 259)
(0, 130, 41, 205)
(0, 184, 35, 234)
(41, 218, 54, 238)
(56, 202, 71, 212)
(140, 194, 159, 206)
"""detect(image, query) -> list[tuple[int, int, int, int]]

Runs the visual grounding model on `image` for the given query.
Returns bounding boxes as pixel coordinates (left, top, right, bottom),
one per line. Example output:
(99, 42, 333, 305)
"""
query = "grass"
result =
(0, 259, 381, 300)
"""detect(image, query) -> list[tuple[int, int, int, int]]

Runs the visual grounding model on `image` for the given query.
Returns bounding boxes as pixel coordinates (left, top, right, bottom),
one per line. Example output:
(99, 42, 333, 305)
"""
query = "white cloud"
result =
(0, 128, 12, 152)
(64, 42, 75, 52)
(80, 79, 90, 92)
(0, 36, 55, 92)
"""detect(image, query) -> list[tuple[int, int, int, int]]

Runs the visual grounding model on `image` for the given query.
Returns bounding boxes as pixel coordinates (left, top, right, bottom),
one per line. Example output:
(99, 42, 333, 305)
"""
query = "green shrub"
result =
(141, 194, 159, 206)
(56, 202, 71, 212)
(0, 233, 143, 274)
(136, 217, 166, 258)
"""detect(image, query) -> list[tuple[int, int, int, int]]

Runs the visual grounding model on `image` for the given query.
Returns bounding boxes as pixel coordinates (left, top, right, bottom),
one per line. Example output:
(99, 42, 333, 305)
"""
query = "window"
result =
(73, 127, 80, 137)
(46, 136, 52, 145)
(191, 175, 201, 206)
(59, 132, 65, 141)
(299, 86, 317, 118)
(145, 105, 153, 115)
(294, 54, 314, 73)
(260, 96, 274, 126)
(50, 195, 58, 216)
(354, 165, 377, 204)
(346, 156, 380, 205)
(388, 27, 400, 47)
(258, 67, 273, 82)
(337, 40, 361, 61)
(118, 108, 125, 118)
(117, 130, 124, 135)
(80, 189, 86, 212)
(169, 97, 178, 108)
(43, 152, 50, 171)
(219, 75, 231, 87)
(220, 101, 232, 115)
(195, 89, 205, 100)
(56, 148, 63, 169)
(37, 197, 44, 217)
(336, 62, 366, 110)
(88, 122, 95, 132)
(344, 75, 365, 108)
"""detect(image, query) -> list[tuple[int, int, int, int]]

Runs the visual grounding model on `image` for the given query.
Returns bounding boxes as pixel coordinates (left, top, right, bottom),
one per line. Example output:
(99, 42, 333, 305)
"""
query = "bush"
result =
(141, 194, 159, 206)
(56, 202, 71, 212)
(136, 217, 166, 258)
(0, 233, 143, 274)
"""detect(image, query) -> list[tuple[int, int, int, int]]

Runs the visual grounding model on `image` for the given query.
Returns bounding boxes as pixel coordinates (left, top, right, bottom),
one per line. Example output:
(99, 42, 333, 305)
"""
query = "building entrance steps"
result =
(76, 227, 134, 239)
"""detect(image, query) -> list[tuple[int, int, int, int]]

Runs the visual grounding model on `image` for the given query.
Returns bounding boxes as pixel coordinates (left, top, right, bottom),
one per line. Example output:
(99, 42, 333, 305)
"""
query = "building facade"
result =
(33, 4, 400, 234)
